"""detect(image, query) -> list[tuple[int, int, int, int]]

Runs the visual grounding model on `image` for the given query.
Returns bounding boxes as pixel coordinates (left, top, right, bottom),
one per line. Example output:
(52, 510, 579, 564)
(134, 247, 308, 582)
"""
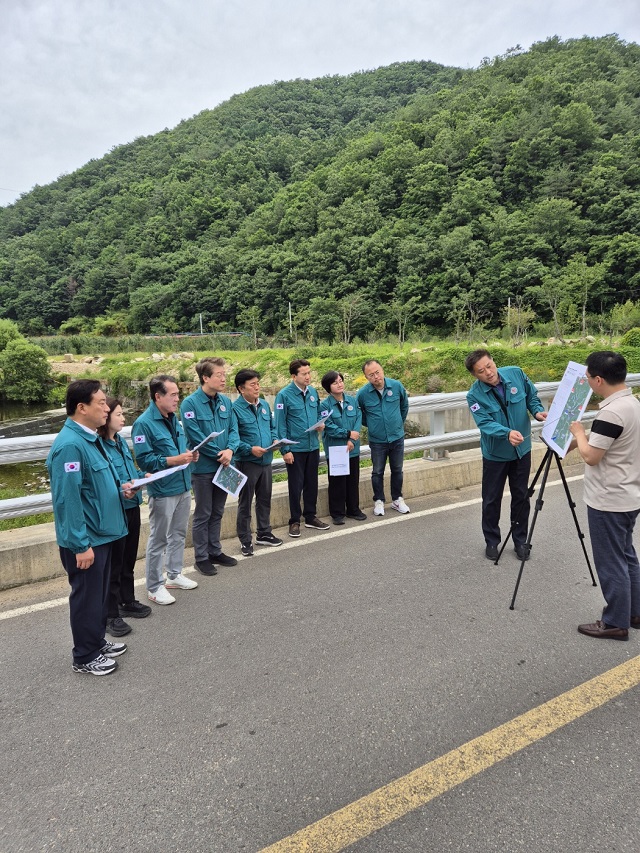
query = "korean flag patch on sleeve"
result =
(134, 435, 146, 444)
(276, 403, 284, 410)
(184, 411, 195, 419)
(470, 403, 480, 413)
(64, 461, 80, 473)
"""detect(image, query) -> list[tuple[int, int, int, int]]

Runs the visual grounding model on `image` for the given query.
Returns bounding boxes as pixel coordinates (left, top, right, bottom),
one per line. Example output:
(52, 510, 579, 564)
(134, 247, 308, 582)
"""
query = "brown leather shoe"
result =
(288, 522, 300, 538)
(631, 615, 640, 629)
(578, 620, 628, 640)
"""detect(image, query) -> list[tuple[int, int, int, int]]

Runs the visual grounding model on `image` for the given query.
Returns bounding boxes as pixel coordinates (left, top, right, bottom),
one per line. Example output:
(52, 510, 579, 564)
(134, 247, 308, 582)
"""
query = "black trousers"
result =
(108, 505, 141, 616)
(287, 449, 319, 524)
(328, 455, 361, 519)
(236, 461, 274, 545)
(60, 542, 112, 664)
(481, 453, 531, 548)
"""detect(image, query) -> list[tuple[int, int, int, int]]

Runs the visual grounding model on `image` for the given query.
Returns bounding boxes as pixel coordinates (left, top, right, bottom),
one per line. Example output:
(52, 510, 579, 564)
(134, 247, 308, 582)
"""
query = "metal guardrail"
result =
(2, 377, 639, 521)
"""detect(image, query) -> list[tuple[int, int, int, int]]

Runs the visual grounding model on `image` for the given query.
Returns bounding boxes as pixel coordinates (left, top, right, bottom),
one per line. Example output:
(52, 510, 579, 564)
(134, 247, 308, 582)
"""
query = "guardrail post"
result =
(427, 410, 446, 461)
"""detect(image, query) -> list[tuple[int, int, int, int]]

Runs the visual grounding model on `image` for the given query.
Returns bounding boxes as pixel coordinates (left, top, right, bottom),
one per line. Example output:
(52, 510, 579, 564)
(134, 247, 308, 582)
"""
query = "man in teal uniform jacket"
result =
(356, 359, 410, 517)
(275, 358, 330, 538)
(233, 368, 283, 556)
(47, 380, 131, 676)
(465, 349, 546, 561)
(132, 374, 199, 605)
(180, 357, 240, 574)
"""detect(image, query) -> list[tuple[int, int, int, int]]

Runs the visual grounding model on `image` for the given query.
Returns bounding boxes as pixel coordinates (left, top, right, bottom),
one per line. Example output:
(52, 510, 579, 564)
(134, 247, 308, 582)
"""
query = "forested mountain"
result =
(1, 35, 639, 340)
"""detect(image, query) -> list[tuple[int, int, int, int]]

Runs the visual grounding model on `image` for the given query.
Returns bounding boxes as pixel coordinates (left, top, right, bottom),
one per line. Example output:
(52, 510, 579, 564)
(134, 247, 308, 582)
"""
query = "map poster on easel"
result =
(540, 361, 593, 458)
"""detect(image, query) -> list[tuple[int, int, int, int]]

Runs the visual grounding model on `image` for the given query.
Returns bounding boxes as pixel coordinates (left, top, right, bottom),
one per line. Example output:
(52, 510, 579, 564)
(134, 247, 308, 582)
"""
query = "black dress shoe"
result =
(631, 615, 640, 629)
(578, 620, 628, 640)
(210, 552, 238, 567)
(333, 516, 345, 525)
(514, 544, 530, 561)
(195, 560, 218, 576)
(346, 511, 367, 520)
(485, 545, 499, 560)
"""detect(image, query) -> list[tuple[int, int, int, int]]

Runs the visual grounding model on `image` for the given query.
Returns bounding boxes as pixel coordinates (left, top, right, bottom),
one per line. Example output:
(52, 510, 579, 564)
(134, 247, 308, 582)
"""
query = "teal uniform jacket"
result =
(102, 434, 143, 510)
(46, 418, 128, 553)
(356, 378, 409, 443)
(180, 387, 240, 475)
(131, 401, 191, 498)
(274, 382, 321, 452)
(233, 395, 278, 466)
(321, 394, 362, 459)
(466, 366, 544, 461)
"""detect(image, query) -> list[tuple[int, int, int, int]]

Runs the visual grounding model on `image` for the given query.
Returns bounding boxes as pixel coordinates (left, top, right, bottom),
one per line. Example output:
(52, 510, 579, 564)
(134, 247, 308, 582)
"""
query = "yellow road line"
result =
(260, 655, 640, 852)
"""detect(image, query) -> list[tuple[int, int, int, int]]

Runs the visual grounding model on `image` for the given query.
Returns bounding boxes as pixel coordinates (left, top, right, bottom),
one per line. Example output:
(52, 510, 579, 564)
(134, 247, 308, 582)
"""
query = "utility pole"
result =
(199, 313, 203, 335)
(289, 302, 293, 337)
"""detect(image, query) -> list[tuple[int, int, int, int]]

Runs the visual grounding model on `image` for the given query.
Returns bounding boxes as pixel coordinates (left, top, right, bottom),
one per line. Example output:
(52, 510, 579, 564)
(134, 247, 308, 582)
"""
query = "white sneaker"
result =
(148, 585, 176, 605)
(391, 498, 410, 514)
(374, 500, 385, 516)
(165, 573, 198, 590)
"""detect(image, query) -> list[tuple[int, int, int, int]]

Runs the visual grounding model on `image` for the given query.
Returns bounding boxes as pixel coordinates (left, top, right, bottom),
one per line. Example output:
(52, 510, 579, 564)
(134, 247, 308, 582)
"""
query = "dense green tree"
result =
(0, 339, 51, 402)
(1, 37, 640, 338)
(0, 319, 22, 352)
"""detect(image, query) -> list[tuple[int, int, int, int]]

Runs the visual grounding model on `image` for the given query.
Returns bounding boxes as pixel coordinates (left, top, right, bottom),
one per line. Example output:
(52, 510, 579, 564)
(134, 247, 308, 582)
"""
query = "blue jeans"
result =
(369, 438, 404, 503)
(587, 506, 640, 629)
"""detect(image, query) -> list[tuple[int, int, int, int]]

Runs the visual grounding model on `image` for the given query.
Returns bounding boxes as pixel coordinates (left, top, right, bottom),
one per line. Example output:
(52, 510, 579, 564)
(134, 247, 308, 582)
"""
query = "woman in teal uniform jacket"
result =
(320, 371, 367, 525)
(99, 397, 152, 636)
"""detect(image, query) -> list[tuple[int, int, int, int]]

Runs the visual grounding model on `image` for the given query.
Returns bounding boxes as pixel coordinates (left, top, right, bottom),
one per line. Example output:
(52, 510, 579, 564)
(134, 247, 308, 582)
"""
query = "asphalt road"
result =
(1, 473, 639, 853)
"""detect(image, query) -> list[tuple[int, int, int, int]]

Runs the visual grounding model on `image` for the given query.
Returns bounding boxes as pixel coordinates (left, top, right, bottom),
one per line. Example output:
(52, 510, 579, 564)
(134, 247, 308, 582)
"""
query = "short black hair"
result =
(321, 370, 344, 394)
(586, 351, 627, 385)
(65, 379, 103, 416)
(235, 368, 260, 391)
(289, 358, 310, 377)
(362, 359, 381, 373)
(465, 349, 492, 373)
(149, 374, 177, 402)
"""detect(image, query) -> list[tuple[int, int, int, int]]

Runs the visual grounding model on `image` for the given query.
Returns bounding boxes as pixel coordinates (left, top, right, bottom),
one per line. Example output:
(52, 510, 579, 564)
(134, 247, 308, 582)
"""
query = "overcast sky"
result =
(1, 0, 638, 207)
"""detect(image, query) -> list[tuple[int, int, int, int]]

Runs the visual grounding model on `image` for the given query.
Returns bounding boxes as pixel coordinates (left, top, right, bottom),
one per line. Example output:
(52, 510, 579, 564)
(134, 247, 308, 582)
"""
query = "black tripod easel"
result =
(493, 442, 597, 609)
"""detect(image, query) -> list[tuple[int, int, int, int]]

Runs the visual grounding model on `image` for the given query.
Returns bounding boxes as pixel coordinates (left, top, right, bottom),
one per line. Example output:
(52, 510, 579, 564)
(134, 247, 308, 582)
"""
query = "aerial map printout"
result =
(541, 361, 593, 458)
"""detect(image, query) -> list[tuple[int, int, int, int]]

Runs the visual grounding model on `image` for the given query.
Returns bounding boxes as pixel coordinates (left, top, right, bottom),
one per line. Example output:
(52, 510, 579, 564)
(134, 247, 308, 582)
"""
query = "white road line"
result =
(0, 475, 583, 622)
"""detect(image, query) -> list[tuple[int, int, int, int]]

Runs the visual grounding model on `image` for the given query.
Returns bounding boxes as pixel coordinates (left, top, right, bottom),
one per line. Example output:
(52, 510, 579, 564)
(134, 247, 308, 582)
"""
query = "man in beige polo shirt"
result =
(570, 351, 640, 640)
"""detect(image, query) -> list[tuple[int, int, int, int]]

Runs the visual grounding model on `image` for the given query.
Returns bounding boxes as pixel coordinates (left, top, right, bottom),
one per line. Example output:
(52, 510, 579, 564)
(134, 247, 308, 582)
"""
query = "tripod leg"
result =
(510, 450, 553, 609)
(497, 448, 549, 563)
(554, 453, 597, 587)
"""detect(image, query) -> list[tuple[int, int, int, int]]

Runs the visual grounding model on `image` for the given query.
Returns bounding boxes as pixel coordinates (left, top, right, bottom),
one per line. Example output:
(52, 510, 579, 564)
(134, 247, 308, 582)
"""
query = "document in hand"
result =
(212, 463, 248, 498)
(328, 444, 350, 476)
(192, 430, 225, 452)
(263, 438, 299, 452)
(125, 463, 190, 489)
(305, 410, 333, 432)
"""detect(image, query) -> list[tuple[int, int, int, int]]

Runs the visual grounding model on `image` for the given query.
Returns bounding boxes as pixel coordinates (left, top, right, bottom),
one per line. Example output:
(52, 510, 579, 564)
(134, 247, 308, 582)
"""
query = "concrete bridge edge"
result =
(0, 446, 584, 591)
